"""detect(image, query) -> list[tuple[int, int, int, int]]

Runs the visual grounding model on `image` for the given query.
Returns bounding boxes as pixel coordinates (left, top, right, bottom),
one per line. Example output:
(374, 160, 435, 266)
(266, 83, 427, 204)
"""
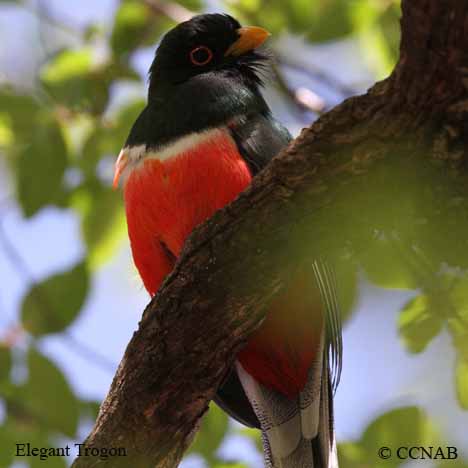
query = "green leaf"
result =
(376, 3, 401, 67)
(0, 420, 17, 468)
(337, 406, 455, 468)
(398, 295, 444, 353)
(360, 406, 438, 466)
(449, 274, 468, 324)
(337, 442, 368, 468)
(0, 112, 13, 147)
(418, 193, 468, 270)
(0, 90, 42, 137)
(81, 186, 126, 268)
(15, 115, 68, 217)
(0, 345, 11, 382)
(447, 274, 468, 361)
(358, 24, 396, 79)
(349, 0, 380, 30)
(0, 349, 78, 462)
(0, 86, 41, 120)
(80, 399, 102, 421)
(101, 60, 141, 82)
(21, 262, 89, 336)
(177, 0, 202, 10)
(80, 127, 108, 177)
(111, 98, 146, 142)
(306, 0, 354, 42)
(234, 0, 355, 39)
(111, 1, 174, 58)
(360, 238, 419, 290)
(229, 1, 288, 36)
(42, 49, 93, 84)
(40, 49, 110, 114)
(1, 414, 68, 467)
(19, 348, 80, 437)
(111, 1, 148, 56)
(286, 0, 314, 32)
(448, 316, 468, 361)
(80, 99, 145, 176)
(189, 404, 229, 463)
(456, 358, 468, 410)
(232, 0, 261, 14)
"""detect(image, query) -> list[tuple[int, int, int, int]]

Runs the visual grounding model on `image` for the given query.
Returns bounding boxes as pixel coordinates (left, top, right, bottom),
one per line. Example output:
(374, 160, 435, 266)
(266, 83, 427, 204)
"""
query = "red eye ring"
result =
(190, 46, 213, 66)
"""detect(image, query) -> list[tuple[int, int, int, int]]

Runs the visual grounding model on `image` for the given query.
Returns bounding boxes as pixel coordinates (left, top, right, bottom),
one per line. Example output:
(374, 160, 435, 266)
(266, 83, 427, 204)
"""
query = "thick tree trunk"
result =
(71, 1, 468, 467)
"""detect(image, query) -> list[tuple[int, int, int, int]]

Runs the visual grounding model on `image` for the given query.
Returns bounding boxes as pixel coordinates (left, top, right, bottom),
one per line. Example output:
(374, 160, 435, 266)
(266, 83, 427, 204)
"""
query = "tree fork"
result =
(71, 1, 468, 467)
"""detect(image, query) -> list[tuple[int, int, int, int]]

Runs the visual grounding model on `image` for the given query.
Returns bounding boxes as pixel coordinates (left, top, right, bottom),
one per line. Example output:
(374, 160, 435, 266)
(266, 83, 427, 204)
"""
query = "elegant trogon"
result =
(114, 13, 342, 468)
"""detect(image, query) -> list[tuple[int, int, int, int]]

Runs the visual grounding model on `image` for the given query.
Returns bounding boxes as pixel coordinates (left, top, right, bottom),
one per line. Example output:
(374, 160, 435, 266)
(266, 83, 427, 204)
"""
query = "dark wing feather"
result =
(214, 370, 259, 428)
(229, 113, 292, 175)
(214, 113, 291, 429)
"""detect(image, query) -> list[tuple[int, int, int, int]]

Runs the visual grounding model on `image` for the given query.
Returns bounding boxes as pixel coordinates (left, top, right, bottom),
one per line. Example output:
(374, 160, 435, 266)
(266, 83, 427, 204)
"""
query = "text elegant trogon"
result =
(113, 14, 342, 468)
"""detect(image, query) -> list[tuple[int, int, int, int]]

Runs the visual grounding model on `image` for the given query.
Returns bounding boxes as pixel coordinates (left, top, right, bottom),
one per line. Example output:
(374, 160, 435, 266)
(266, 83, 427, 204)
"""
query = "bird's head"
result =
(113, 14, 271, 189)
(148, 13, 270, 95)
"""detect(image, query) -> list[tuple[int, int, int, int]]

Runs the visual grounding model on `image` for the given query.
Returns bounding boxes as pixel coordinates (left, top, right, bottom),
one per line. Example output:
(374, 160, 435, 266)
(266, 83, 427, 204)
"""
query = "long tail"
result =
(236, 345, 338, 468)
(236, 260, 341, 467)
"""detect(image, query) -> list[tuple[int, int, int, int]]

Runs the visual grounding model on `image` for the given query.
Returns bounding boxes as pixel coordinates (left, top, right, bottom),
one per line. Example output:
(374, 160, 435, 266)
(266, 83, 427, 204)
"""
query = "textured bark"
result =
(71, 1, 468, 467)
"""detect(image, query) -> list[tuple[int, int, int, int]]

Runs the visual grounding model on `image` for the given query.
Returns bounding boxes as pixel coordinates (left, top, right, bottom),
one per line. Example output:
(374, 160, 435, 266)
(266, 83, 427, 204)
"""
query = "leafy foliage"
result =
(398, 294, 444, 353)
(1, 348, 80, 467)
(189, 404, 229, 464)
(231, 0, 400, 76)
(111, 1, 175, 58)
(339, 406, 439, 468)
(16, 115, 68, 217)
(22, 348, 80, 437)
(21, 262, 89, 336)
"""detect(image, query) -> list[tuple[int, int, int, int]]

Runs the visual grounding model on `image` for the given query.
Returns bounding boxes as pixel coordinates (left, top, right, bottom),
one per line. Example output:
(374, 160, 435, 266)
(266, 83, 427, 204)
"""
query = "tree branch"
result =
(71, 1, 468, 467)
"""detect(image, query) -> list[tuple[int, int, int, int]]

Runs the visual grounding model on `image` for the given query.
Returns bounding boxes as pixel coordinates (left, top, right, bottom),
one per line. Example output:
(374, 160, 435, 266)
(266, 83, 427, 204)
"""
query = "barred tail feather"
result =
(236, 350, 338, 468)
(235, 259, 341, 467)
(299, 331, 324, 441)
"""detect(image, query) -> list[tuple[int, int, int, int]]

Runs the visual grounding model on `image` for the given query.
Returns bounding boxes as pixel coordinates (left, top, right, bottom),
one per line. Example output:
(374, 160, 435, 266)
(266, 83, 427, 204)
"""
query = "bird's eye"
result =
(189, 46, 213, 66)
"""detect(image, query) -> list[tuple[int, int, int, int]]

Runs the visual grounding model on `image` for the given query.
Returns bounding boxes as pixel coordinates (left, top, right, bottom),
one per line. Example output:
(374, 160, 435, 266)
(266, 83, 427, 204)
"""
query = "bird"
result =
(113, 13, 342, 468)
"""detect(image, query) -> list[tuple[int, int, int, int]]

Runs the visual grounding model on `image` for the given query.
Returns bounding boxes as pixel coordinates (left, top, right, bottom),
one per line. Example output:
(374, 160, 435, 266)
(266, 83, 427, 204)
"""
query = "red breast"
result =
(123, 128, 252, 295)
(122, 128, 319, 397)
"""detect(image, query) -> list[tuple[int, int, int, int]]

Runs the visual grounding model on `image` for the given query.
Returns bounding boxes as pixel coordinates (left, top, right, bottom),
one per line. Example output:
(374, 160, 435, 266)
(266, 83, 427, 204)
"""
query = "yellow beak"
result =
(224, 26, 271, 57)
(113, 149, 129, 189)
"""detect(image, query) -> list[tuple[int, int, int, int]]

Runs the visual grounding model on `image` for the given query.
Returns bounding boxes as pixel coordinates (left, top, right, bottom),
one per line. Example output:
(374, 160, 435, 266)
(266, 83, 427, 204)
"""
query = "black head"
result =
(126, 14, 272, 149)
(149, 13, 270, 96)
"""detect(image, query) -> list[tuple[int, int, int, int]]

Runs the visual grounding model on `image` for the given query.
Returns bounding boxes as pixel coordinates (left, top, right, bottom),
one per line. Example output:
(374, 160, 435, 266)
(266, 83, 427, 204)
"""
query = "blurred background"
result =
(0, 0, 467, 467)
